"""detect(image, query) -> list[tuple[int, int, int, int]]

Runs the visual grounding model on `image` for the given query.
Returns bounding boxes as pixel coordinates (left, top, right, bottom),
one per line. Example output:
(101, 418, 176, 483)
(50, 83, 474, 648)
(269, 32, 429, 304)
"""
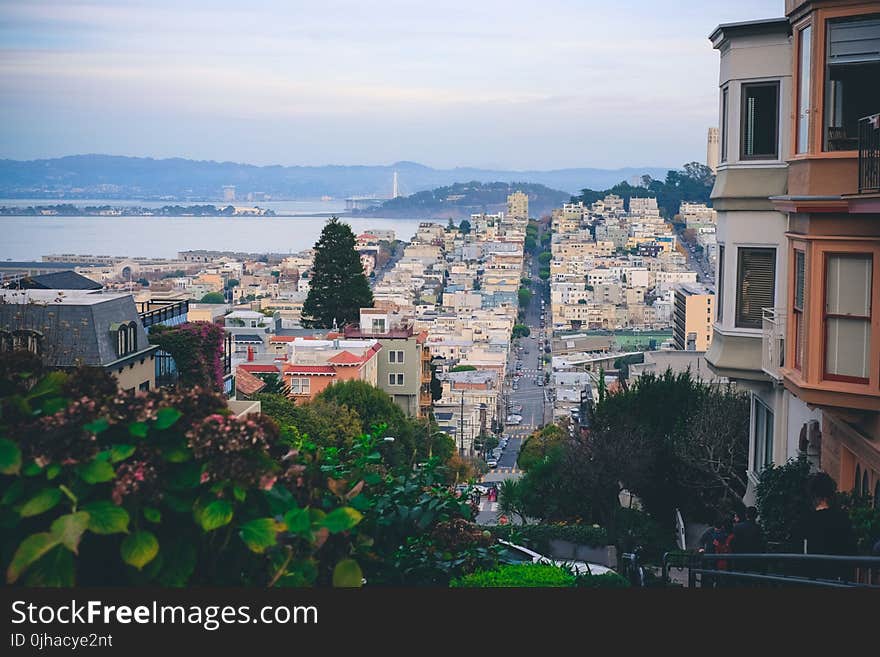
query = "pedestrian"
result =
(697, 514, 734, 588)
(792, 472, 857, 581)
(732, 506, 764, 553)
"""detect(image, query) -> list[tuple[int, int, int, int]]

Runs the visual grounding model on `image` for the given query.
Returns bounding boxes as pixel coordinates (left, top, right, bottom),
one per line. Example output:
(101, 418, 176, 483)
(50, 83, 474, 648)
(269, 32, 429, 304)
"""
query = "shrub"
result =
(450, 563, 575, 588)
(488, 523, 609, 552)
(755, 456, 813, 546)
(574, 571, 630, 588)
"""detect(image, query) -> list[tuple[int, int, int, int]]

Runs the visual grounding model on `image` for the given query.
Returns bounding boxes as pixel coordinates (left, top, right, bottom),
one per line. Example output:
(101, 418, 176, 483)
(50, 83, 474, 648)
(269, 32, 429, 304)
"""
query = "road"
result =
(477, 233, 551, 525)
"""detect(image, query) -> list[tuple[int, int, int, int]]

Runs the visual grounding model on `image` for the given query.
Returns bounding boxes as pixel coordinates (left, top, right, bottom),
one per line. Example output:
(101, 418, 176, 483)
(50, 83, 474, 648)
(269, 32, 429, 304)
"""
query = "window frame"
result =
(752, 396, 774, 474)
(717, 244, 725, 322)
(822, 251, 873, 385)
(739, 80, 780, 161)
(793, 248, 807, 371)
(289, 377, 311, 395)
(796, 21, 813, 155)
(735, 246, 777, 330)
(720, 86, 729, 163)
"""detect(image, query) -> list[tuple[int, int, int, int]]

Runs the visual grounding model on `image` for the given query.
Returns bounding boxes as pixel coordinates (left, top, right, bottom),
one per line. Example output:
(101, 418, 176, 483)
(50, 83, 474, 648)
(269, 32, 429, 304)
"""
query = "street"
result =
(477, 233, 551, 525)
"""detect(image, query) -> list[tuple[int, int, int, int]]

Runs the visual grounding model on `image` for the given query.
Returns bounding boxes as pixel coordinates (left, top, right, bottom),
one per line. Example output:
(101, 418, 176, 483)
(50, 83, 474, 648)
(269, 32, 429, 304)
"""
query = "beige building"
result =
(673, 283, 715, 351)
(507, 191, 529, 220)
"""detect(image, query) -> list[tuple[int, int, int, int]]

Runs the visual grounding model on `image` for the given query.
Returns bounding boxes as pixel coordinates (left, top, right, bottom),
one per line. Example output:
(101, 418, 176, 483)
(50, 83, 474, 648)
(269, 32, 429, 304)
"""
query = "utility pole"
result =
(459, 388, 465, 456)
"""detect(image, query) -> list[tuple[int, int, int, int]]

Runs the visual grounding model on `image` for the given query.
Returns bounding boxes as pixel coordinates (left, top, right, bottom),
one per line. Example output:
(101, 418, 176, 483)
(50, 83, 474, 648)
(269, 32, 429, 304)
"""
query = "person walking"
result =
(732, 506, 764, 553)
(793, 472, 857, 581)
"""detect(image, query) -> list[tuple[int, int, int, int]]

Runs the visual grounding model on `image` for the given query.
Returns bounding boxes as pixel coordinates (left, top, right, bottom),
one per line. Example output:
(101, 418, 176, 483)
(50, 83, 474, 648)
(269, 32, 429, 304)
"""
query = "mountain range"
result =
(0, 155, 672, 200)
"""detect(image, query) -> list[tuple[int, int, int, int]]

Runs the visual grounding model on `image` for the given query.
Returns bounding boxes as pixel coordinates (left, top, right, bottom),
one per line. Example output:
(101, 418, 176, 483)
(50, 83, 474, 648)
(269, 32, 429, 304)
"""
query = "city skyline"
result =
(2, 0, 775, 169)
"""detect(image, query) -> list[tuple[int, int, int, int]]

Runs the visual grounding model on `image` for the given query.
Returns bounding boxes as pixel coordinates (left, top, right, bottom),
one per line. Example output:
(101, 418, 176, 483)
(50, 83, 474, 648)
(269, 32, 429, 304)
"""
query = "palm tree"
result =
(498, 479, 526, 525)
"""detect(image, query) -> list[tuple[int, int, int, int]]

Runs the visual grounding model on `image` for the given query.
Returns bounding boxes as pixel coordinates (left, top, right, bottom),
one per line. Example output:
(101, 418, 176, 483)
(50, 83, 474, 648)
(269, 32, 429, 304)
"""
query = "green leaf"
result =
(128, 422, 149, 438)
(22, 461, 43, 477)
(40, 397, 69, 416)
(110, 445, 136, 463)
(121, 531, 159, 570)
(167, 462, 201, 491)
(45, 464, 61, 481)
(232, 486, 246, 503)
(1, 479, 25, 506)
(199, 500, 233, 531)
(24, 546, 75, 587)
(19, 487, 62, 517)
(84, 418, 110, 435)
(321, 507, 363, 533)
(0, 438, 22, 475)
(27, 371, 66, 399)
(155, 407, 182, 430)
(143, 507, 161, 524)
(240, 518, 281, 553)
(82, 500, 130, 535)
(163, 446, 192, 463)
(50, 512, 90, 553)
(283, 508, 310, 534)
(263, 486, 294, 516)
(78, 460, 115, 485)
(156, 540, 196, 587)
(349, 493, 371, 512)
(7, 532, 59, 583)
(332, 559, 363, 588)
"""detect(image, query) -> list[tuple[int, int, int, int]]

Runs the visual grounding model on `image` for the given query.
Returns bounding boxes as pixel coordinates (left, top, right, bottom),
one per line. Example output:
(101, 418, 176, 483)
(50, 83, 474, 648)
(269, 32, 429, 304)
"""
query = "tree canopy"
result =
(301, 217, 374, 328)
(199, 292, 225, 304)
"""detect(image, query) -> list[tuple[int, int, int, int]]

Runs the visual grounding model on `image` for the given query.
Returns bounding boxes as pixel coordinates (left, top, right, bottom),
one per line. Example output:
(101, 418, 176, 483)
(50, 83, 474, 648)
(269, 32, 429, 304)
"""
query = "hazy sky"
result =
(0, 0, 781, 169)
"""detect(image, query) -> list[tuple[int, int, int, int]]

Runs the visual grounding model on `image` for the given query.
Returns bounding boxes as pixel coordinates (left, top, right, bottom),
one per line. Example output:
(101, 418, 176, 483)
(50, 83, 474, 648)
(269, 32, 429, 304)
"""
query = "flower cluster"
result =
(187, 413, 283, 487)
(111, 459, 159, 504)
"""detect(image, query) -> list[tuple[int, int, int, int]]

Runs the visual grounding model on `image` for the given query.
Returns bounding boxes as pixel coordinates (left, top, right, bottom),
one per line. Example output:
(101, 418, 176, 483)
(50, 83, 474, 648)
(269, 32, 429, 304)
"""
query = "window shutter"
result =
(736, 248, 776, 328)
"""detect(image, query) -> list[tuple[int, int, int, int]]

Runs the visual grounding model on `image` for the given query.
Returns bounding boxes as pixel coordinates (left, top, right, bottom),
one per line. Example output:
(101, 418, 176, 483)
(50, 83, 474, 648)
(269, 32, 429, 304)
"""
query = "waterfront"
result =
(0, 212, 425, 260)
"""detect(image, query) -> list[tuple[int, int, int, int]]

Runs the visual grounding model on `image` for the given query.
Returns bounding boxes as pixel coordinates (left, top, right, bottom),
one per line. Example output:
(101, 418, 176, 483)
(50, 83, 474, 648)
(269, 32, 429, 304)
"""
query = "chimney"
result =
(247, 345, 254, 362)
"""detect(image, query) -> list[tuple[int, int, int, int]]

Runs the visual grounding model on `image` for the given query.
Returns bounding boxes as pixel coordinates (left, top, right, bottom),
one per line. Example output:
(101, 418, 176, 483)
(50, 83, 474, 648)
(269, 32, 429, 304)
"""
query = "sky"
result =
(0, 0, 781, 170)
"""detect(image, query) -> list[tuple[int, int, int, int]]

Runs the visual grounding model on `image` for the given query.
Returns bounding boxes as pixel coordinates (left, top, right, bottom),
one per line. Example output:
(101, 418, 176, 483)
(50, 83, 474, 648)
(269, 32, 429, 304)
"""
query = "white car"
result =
(486, 459, 499, 468)
(496, 540, 612, 576)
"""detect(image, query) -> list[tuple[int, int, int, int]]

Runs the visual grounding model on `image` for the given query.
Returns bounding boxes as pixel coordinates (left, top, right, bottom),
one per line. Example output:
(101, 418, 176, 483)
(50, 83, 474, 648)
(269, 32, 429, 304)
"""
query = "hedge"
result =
(487, 523, 609, 552)
(451, 564, 575, 588)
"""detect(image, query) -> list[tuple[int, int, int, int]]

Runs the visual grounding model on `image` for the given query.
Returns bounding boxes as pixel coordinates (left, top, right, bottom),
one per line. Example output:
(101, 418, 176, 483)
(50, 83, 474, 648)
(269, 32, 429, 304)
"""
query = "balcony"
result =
(858, 114, 880, 194)
(761, 307, 785, 381)
(138, 300, 190, 330)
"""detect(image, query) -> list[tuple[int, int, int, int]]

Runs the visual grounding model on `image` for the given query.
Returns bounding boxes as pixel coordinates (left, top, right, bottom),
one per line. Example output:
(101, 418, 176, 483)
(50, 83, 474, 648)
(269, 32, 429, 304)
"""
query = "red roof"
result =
(269, 336, 296, 342)
(235, 368, 267, 396)
(282, 364, 336, 375)
(238, 364, 280, 373)
(328, 350, 362, 365)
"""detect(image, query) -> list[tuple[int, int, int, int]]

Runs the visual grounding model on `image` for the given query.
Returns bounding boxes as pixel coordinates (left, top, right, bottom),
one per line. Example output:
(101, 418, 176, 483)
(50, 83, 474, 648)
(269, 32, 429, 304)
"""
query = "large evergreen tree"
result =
(301, 217, 374, 328)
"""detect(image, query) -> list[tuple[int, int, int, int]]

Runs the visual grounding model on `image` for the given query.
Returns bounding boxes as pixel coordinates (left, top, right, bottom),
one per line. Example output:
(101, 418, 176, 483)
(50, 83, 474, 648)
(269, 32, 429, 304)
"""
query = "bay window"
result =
(741, 82, 779, 159)
(736, 247, 776, 329)
(824, 253, 872, 383)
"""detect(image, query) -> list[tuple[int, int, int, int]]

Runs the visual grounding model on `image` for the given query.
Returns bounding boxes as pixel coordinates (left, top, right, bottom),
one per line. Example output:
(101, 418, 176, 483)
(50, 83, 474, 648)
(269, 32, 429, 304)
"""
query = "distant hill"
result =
(0, 155, 671, 199)
(357, 181, 570, 219)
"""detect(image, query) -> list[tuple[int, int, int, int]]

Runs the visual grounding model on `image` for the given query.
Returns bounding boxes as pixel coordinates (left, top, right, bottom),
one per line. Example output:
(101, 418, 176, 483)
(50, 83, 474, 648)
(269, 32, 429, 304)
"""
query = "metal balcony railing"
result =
(762, 307, 785, 380)
(858, 113, 880, 194)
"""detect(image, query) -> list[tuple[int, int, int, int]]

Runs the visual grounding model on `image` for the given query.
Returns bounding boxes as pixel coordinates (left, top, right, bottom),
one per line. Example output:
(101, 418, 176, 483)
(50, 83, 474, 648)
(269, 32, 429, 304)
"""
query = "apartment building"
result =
(280, 338, 381, 402)
(707, 1, 880, 502)
(673, 283, 715, 352)
(507, 191, 529, 220)
(0, 289, 157, 392)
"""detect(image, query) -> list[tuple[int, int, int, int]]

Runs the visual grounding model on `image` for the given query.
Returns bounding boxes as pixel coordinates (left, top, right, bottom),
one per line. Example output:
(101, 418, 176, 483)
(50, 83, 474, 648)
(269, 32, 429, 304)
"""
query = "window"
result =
(753, 398, 774, 472)
(855, 464, 862, 491)
(371, 318, 386, 333)
(720, 87, 729, 162)
(289, 378, 311, 395)
(793, 250, 806, 369)
(139, 381, 150, 392)
(824, 254, 872, 382)
(741, 82, 779, 159)
(388, 373, 404, 386)
(824, 15, 880, 151)
(797, 24, 812, 154)
(736, 248, 776, 329)
(717, 245, 725, 322)
(5, 330, 42, 356)
(117, 326, 128, 357)
(389, 350, 404, 364)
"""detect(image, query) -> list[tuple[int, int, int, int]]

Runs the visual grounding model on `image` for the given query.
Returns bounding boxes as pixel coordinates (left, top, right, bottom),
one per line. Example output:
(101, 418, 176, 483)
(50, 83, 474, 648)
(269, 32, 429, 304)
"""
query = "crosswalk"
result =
(491, 466, 521, 474)
(478, 501, 498, 513)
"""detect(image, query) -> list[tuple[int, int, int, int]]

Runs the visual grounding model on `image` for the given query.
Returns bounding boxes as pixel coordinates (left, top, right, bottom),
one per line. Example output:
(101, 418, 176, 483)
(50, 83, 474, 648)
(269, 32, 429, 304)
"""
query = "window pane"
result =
(826, 317, 871, 379)
(824, 17, 880, 150)
(798, 25, 812, 154)
(717, 245, 724, 321)
(742, 83, 779, 158)
(736, 248, 776, 328)
(721, 88, 729, 162)
(794, 250, 806, 309)
(825, 255, 872, 316)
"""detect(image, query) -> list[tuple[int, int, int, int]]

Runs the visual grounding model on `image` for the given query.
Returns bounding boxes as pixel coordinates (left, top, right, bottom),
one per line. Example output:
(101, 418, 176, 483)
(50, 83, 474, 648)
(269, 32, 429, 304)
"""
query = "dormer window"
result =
(0, 329, 42, 356)
(113, 321, 138, 358)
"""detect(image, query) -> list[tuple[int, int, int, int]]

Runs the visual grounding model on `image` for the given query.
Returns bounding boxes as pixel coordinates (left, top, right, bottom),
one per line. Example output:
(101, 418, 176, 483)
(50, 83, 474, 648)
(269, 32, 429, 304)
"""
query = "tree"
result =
(301, 217, 374, 328)
(458, 219, 471, 235)
(518, 287, 532, 308)
(199, 292, 225, 304)
(225, 278, 240, 290)
(512, 324, 530, 339)
(450, 365, 477, 372)
(498, 479, 527, 525)
(537, 252, 552, 265)
(517, 424, 567, 472)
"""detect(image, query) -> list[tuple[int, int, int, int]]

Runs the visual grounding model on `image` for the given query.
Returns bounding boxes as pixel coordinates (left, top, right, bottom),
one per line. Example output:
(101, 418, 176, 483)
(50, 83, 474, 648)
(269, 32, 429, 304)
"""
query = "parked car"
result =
(486, 459, 498, 468)
(496, 540, 612, 576)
